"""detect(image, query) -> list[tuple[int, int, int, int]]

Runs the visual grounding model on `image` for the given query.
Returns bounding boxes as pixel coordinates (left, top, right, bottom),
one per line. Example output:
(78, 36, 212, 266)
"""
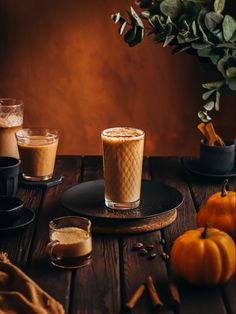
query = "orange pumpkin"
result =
(197, 180, 236, 239)
(171, 226, 236, 285)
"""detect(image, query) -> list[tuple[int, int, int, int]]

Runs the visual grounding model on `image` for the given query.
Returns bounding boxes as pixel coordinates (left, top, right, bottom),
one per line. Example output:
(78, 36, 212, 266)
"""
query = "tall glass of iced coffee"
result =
(0, 98, 23, 158)
(101, 127, 145, 210)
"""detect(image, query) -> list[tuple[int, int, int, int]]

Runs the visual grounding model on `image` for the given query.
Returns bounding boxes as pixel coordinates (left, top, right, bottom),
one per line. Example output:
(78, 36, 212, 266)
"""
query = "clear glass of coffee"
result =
(0, 98, 23, 158)
(101, 127, 145, 210)
(15, 128, 58, 181)
(47, 216, 92, 269)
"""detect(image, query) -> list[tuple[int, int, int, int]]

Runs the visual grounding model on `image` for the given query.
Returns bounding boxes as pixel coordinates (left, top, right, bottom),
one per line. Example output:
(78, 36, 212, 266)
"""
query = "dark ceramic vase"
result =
(200, 139, 235, 174)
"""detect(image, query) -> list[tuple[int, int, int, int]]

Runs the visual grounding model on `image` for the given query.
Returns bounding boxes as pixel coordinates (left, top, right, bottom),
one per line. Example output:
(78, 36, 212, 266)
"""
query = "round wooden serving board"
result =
(60, 180, 183, 234)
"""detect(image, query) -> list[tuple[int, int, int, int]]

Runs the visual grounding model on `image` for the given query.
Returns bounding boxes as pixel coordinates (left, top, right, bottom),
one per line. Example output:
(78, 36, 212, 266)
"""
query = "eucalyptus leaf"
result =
(210, 55, 220, 64)
(149, 15, 165, 30)
(141, 11, 150, 19)
(119, 22, 127, 35)
(216, 43, 236, 49)
(130, 6, 144, 28)
(160, 0, 182, 18)
(215, 91, 220, 110)
(230, 31, 236, 43)
(202, 81, 224, 89)
(226, 67, 236, 78)
(165, 23, 173, 35)
(214, 0, 225, 14)
(163, 35, 175, 47)
(228, 78, 236, 90)
(185, 36, 199, 43)
(205, 12, 223, 32)
(197, 9, 209, 42)
(198, 111, 212, 122)
(177, 34, 186, 44)
(212, 28, 224, 41)
(203, 101, 215, 111)
(192, 21, 197, 37)
(166, 16, 172, 24)
(222, 15, 236, 41)
(172, 44, 191, 54)
(197, 48, 213, 58)
(183, 20, 190, 31)
(192, 42, 212, 49)
(111, 13, 123, 24)
(202, 89, 216, 100)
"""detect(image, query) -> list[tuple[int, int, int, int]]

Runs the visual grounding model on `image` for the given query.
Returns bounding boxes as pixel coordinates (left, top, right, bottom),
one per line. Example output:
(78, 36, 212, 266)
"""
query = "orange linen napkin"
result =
(0, 252, 64, 314)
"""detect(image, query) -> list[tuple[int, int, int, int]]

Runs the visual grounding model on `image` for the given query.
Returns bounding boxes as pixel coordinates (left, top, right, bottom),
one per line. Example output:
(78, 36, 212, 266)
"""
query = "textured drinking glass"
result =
(0, 98, 23, 158)
(16, 128, 59, 181)
(47, 216, 92, 269)
(101, 127, 145, 210)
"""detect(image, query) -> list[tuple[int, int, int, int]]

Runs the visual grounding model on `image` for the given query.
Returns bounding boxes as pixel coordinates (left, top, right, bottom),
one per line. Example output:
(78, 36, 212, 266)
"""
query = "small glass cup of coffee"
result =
(101, 127, 145, 210)
(47, 216, 92, 269)
(0, 98, 24, 158)
(15, 128, 59, 181)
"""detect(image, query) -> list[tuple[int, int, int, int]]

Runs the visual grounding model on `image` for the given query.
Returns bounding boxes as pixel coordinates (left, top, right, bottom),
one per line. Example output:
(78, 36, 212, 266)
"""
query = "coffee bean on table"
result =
(161, 252, 170, 261)
(139, 248, 148, 256)
(132, 242, 144, 251)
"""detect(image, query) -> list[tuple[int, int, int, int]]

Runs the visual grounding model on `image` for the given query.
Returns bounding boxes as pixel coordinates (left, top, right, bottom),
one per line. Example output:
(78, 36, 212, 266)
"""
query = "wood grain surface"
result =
(0, 156, 235, 314)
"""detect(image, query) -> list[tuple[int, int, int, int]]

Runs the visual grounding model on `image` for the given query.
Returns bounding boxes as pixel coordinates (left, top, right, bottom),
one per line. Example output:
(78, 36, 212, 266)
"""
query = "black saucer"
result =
(184, 158, 236, 178)
(61, 179, 183, 221)
(18, 173, 63, 189)
(0, 208, 35, 232)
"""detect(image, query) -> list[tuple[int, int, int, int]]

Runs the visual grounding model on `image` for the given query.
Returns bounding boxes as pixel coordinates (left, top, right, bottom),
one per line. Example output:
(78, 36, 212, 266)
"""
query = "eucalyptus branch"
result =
(111, 0, 236, 121)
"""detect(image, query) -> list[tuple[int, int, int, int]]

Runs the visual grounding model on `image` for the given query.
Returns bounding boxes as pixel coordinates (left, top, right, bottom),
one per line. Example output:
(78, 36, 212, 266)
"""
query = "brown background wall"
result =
(0, 0, 235, 156)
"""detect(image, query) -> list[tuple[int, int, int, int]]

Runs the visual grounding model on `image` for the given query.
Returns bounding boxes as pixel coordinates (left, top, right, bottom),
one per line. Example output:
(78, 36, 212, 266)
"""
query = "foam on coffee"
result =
(51, 227, 92, 257)
(102, 127, 144, 141)
(0, 115, 23, 128)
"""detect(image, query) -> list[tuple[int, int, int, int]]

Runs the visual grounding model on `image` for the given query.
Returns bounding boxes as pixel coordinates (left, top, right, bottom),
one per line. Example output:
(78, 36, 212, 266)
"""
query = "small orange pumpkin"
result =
(197, 180, 236, 239)
(171, 226, 236, 285)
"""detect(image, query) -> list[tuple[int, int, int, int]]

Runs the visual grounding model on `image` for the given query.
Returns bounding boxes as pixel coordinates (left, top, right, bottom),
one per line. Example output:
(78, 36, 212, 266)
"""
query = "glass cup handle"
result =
(47, 240, 62, 262)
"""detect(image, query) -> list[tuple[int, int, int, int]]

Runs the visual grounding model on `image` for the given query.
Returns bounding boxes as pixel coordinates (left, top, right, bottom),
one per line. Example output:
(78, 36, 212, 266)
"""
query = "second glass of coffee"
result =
(101, 127, 145, 210)
(16, 128, 58, 181)
(0, 98, 23, 158)
(47, 216, 92, 269)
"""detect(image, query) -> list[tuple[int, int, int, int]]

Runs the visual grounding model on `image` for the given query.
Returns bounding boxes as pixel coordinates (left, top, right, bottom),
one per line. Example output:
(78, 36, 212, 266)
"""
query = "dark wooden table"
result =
(0, 156, 235, 314)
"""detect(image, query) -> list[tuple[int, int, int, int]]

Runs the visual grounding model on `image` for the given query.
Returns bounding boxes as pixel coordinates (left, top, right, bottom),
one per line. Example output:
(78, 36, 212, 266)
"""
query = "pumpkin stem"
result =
(221, 179, 229, 197)
(201, 225, 208, 239)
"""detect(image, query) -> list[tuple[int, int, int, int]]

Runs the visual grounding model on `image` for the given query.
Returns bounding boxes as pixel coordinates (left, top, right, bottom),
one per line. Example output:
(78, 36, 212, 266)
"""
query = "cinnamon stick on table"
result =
(125, 283, 146, 310)
(146, 276, 164, 308)
(168, 278, 181, 306)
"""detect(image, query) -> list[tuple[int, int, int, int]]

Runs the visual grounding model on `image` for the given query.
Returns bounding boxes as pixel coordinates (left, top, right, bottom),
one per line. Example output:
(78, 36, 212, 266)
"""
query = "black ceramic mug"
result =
(200, 139, 235, 174)
(0, 157, 20, 196)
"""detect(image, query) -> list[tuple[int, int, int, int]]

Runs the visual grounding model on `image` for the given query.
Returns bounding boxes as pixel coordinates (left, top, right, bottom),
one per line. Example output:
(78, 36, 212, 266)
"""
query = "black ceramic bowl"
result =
(200, 139, 235, 174)
(0, 196, 24, 226)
